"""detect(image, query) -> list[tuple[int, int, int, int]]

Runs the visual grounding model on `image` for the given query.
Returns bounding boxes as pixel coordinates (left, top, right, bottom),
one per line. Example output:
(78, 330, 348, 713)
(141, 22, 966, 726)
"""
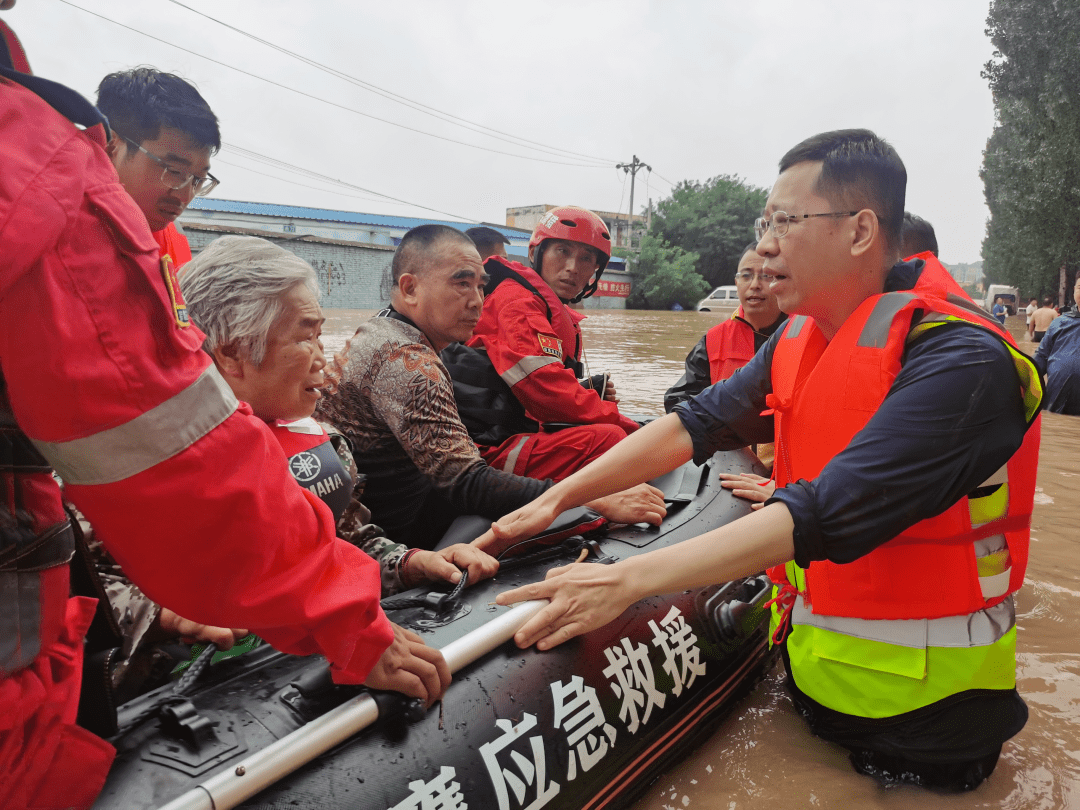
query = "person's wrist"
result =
(544, 483, 577, 515)
(399, 548, 422, 588)
(618, 556, 654, 604)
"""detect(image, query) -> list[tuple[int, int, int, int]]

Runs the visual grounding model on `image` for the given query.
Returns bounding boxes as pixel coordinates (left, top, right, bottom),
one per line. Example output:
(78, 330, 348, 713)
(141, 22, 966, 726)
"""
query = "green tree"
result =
(648, 175, 767, 287)
(625, 235, 707, 310)
(981, 0, 1080, 300)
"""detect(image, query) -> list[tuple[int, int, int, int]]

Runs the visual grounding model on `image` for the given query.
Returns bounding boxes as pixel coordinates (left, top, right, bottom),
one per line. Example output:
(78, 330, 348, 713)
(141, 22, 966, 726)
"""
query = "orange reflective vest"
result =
(766, 257, 1040, 622)
(704, 308, 756, 383)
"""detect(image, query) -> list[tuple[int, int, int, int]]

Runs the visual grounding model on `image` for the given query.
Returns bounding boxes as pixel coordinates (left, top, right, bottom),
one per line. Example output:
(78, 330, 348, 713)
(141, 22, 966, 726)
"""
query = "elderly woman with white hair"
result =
(76, 237, 495, 706)
(180, 235, 498, 592)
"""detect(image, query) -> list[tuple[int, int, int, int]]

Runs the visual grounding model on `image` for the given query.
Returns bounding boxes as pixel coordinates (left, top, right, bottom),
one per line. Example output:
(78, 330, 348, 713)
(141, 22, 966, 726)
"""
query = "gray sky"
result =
(9, 0, 996, 264)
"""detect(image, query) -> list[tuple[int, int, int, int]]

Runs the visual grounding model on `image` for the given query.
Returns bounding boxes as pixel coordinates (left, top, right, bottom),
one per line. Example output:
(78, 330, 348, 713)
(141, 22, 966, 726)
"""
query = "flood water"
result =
(322, 309, 1080, 810)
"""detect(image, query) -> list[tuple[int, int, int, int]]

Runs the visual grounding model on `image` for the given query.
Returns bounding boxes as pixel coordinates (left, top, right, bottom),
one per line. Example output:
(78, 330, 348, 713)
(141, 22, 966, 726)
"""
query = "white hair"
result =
(180, 235, 320, 366)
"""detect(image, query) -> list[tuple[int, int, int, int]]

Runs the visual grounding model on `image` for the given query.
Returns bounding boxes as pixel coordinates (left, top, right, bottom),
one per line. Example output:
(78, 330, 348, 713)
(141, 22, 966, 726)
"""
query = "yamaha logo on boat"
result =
(289, 451, 322, 482)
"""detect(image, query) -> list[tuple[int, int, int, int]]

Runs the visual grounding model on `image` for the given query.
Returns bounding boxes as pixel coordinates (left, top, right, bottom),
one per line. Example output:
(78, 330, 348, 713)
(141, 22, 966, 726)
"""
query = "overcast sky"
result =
(9, 0, 997, 264)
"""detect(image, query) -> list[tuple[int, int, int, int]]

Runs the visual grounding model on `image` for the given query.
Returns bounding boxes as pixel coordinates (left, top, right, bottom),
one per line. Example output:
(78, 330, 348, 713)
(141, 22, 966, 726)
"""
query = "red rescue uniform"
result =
(1, 63, 392, 809)
(467, 257, 636, 480)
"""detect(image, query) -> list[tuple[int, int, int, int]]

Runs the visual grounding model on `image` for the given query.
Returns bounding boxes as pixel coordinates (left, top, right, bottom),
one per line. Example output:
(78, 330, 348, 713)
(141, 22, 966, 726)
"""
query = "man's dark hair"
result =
(1044, 296, 1054, 307)
(391, 224, 475, 283)
(779, 129, 906, 257)
(465, 226, 510, 252)
(741, 241, 758, 260)
(97, 67, 220, 152)
(901, 212, 939, 258)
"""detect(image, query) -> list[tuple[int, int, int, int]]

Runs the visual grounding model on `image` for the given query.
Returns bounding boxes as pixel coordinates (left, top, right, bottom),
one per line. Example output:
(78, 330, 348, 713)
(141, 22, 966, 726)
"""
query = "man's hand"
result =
(405, 545, 500, 587)
(157, 608, 248, 650)
(364, 623, 451, 706)
(495, 560, 636, 650)
(472, 497, 562, 557)
(718, 473, 775, 509)
(603, 376, 619, 403)
(587, 483, 666, 525)
(471, 483, 666, 558)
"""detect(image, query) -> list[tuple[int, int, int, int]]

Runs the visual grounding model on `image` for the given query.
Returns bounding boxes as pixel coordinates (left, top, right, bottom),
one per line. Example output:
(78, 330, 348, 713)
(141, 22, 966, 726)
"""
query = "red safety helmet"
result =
(529, 206, 611, 302)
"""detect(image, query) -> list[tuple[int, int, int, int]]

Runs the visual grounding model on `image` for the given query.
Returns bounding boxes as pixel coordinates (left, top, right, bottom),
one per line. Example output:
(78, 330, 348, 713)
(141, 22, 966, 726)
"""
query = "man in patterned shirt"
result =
(317, 225, 666, 550)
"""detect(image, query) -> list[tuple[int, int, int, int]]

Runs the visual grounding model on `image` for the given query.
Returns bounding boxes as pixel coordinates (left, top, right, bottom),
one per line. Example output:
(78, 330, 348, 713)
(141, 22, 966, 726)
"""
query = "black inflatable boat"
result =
(95, 446, 777, 810)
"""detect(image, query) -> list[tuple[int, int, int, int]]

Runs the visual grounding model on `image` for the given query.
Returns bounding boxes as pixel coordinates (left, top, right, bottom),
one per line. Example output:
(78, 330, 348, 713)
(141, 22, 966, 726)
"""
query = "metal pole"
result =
(156, 600, 547, 810)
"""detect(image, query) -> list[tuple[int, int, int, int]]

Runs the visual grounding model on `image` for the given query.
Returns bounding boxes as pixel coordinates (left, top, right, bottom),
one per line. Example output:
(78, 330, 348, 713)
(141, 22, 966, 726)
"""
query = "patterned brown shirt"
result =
(317, 314, 549, 548)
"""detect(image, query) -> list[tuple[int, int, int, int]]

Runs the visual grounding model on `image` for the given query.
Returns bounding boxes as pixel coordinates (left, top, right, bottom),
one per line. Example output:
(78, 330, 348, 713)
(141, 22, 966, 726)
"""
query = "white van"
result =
(984, 284, 1020, 316)
(696, 285, 739, 312)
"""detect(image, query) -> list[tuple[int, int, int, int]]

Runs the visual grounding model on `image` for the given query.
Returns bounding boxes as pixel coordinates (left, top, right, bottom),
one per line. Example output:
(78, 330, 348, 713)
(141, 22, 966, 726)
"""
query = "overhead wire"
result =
(650, 170, 678, 187)
(56, 0, 612, 168)
(217, 143, 477, 221)
(55, 0, 683, 220)
(165, 0, 620, 166)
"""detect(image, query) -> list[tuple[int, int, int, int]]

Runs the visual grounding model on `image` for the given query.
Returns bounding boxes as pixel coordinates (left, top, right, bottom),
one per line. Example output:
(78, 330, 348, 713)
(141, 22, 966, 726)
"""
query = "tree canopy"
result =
(624, 235, 706, 310)
(622, 174, 766, 310)
(649, 175, 768, 289)
(981, 0, 1080, 301)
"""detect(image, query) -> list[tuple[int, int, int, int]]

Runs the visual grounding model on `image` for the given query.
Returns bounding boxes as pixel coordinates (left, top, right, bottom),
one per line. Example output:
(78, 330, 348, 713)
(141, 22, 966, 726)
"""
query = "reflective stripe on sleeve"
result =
(500, 355, 560, 387)
(791, 594, 1014, 649)
(33, 365, 239, 485)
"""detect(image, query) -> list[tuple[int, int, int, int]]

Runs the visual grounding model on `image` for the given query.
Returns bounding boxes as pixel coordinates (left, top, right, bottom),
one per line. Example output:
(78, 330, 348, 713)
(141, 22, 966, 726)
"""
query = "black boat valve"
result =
(159, 700, 219, 750)
(580, 537, 617, 564)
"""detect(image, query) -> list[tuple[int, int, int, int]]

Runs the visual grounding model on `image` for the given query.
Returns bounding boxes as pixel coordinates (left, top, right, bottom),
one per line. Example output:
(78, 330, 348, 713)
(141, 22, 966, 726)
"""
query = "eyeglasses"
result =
(754, 210, 859, 241)
(734, 270, 767, 283)
(120, 135, 220, 197)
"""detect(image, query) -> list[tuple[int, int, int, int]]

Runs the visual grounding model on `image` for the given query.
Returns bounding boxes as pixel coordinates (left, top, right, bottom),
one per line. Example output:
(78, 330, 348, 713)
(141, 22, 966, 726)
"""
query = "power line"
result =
(650, 171, 678, 187)
(56, 0, 612, 168)
(218, 143, 477, 221)
(212, 157, 396, 207)
(165, 0, 620, 166)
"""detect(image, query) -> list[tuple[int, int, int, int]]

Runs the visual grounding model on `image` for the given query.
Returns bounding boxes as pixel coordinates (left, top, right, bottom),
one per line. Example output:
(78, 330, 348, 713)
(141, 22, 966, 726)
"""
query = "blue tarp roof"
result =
(187, 198, 530, 241)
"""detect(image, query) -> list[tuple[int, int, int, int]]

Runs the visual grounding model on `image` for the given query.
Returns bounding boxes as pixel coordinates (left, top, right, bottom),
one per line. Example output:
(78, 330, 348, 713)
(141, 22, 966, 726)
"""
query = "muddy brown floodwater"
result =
(323, 309, 1080, 810)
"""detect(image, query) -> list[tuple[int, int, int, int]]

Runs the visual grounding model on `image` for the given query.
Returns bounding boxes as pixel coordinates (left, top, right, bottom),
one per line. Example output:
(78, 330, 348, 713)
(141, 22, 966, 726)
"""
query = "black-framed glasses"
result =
(120, 134, 219, 197)
(754, 210, 859, 241)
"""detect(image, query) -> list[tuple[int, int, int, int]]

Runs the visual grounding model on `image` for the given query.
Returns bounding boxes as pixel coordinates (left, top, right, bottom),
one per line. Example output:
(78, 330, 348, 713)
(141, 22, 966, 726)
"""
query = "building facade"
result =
(181, 199, 633, 310)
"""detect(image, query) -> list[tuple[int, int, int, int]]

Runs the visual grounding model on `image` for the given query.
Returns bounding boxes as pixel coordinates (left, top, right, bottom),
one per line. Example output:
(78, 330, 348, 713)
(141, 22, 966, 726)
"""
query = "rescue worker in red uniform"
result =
(97, 68, 215, 280)
(487, 130, 1042, 791)
(0, 14, 446, 808)
(444, 207, 639, 481)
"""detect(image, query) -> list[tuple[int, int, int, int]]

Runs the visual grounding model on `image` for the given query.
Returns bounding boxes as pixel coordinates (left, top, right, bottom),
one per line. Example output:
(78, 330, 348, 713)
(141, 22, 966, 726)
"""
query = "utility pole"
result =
(616, 155, 650, 250)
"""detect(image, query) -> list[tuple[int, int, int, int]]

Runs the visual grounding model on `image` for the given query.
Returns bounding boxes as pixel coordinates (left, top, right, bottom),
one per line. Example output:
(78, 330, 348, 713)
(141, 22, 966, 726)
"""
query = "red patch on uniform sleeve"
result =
(537, 333, 563, 358)
(160, 253, 190, 327)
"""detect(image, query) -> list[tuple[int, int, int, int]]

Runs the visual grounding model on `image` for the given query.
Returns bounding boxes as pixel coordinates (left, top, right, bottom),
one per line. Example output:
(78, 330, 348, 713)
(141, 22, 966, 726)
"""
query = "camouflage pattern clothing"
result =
(317, 313, 550, 549)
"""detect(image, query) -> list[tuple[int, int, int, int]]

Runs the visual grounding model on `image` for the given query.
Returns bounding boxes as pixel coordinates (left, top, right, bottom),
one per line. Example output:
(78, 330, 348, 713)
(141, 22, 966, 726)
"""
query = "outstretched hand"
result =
(587, 483, 666, 525)
(406, 545, 500, 586)
(471, 498, 562, 557)
(364, 623, 451, 707)
(718, 472, 775, 509)
(495, 560, 636, 650)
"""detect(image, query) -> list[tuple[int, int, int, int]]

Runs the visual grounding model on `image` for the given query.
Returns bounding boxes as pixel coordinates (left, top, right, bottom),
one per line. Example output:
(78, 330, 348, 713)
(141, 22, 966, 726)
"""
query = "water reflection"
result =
(322, 309, 1080, 808)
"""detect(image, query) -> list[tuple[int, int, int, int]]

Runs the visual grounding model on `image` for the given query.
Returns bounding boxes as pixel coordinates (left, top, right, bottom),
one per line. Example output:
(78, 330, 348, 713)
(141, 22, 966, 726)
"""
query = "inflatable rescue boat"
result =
(96, 446, 778, 810)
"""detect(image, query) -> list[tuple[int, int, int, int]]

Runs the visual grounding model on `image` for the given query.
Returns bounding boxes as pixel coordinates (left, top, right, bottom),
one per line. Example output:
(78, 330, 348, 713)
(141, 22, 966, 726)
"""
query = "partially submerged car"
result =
(696, 285, 739, 312)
